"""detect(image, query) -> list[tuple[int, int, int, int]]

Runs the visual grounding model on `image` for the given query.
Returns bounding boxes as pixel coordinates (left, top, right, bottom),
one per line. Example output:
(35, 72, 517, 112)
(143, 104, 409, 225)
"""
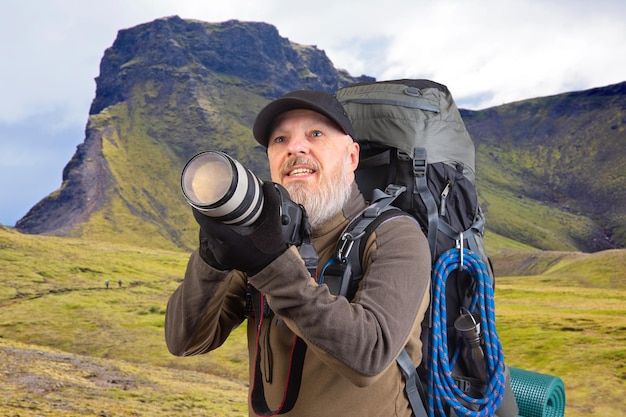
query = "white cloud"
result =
(2, 0, 624, 121)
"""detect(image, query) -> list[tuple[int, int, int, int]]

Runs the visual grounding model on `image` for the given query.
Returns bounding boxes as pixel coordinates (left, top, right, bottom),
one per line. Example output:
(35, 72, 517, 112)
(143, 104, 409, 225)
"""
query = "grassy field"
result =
(0, 338, 248, 417)
(490, 249, 626, 416)
(1, 226, 624, 416)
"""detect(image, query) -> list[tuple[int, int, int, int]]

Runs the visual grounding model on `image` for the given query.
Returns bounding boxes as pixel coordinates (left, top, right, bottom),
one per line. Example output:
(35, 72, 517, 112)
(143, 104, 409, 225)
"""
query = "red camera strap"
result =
(249, 291, 307, 416)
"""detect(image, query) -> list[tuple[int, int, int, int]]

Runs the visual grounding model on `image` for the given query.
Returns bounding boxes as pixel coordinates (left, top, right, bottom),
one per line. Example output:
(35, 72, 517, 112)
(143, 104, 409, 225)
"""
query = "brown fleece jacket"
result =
(165, 183, 431, 417)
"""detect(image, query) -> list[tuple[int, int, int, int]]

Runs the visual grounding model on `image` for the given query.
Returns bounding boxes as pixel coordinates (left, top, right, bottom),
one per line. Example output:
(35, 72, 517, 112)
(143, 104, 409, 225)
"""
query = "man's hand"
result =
(193, 182, 303, 275)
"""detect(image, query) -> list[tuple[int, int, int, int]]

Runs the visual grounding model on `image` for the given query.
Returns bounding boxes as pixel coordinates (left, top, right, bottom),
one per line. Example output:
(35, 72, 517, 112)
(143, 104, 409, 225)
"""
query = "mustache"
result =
(281, 156, 321, 175)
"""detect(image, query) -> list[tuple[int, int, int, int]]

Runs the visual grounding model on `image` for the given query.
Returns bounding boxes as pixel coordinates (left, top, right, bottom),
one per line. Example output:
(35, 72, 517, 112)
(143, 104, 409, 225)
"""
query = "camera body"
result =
(270, 181, 307, 247)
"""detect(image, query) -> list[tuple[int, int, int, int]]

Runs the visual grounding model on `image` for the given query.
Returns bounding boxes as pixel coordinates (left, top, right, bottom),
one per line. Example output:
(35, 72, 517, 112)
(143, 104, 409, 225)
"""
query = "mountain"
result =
(14, 16, 625, 253)
(14, 16, 372, 250)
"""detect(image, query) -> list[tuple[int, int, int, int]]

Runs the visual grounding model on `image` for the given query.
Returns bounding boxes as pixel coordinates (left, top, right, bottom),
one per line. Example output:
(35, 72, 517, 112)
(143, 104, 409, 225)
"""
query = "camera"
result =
(181, 151, 307, 246)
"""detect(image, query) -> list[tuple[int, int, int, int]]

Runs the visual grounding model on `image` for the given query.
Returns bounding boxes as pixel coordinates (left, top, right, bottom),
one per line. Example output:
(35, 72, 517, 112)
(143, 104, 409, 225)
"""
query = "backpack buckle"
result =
(455, 377, 472, 394)
(413, 148, 427, 177)
(384, 184, 407, 198)
(396, 149, 412, 161)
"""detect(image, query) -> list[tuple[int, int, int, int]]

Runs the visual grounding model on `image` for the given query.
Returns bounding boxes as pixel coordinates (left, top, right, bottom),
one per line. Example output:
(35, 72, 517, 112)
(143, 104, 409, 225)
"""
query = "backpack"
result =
(328, 79, 518, 417)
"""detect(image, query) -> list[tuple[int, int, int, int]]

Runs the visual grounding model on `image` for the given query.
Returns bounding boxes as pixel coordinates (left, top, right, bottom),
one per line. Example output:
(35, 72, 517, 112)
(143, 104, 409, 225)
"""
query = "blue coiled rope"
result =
(428, 248, 506, 417)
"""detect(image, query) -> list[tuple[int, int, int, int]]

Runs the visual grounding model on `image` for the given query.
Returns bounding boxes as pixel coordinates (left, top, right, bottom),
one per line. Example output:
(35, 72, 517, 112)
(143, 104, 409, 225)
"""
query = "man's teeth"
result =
(289, 168, 314, 176)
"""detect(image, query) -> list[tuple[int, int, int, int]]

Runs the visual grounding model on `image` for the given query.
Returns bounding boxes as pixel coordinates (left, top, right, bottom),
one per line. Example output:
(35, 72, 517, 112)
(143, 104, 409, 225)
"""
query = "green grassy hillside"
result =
(476, 147, 600, 252)
(59, 77, 271, 252)
(1, 226, 625, 416)
(0, 226, 247, 380)
(465, 83, 626, 252)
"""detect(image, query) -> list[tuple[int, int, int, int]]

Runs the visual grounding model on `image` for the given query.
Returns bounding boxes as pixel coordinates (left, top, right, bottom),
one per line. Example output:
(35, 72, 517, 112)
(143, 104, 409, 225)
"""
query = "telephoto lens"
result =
(181, 151, 264, 227)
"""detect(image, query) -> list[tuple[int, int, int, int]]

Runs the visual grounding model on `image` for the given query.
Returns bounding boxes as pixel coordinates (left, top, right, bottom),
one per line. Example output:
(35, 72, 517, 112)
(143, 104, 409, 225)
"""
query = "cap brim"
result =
(253, 92, 353, 147)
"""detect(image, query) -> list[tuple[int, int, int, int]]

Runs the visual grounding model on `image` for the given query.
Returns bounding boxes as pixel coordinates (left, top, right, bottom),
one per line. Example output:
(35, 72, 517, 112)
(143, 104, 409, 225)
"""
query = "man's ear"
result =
(348, 139, 360, 171)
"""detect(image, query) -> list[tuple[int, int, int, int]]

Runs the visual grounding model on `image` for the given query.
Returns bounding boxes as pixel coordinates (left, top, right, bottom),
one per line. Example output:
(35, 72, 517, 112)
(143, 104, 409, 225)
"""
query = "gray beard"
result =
(285, 166, 352, 230)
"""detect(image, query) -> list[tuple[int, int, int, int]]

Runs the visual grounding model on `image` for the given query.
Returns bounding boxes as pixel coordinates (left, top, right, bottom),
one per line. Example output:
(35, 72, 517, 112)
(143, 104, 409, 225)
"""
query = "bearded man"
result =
(165, 90, 431, 417)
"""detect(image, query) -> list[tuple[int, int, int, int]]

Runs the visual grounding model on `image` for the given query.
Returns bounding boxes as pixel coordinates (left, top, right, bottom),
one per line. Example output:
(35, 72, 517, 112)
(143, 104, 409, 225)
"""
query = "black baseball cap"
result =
(253, 90, 354, 147)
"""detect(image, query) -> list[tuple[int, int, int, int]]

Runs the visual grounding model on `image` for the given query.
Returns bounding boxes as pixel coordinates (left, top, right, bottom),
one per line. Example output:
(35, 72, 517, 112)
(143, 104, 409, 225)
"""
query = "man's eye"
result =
(310, 130, 323, 138)
(273, 136, 286, 143)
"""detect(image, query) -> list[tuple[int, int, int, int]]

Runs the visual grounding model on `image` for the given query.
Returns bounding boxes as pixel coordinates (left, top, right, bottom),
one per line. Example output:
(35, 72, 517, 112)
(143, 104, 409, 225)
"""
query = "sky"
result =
(1, 0, 625, 226)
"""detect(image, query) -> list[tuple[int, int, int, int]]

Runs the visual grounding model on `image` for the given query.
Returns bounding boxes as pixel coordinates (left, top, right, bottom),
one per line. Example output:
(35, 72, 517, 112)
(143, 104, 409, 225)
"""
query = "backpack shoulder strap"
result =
(398, 349, 428, 417)
(338, 187, 429, 417)
(335, 186, 407, 299)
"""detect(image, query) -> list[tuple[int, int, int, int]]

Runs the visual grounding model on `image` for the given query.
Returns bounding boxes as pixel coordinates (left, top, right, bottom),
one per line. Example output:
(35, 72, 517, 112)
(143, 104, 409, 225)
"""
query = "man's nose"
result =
(287, 133, 309, 155)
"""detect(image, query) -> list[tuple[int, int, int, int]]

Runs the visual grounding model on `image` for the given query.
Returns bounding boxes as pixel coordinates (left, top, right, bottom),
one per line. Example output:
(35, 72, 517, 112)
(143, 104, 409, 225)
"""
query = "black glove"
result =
(193, 182, 305, 275)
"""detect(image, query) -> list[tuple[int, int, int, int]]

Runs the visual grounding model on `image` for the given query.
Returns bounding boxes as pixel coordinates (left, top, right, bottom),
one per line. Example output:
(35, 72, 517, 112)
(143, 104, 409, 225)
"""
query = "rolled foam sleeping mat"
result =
(509, 367, 566, 417)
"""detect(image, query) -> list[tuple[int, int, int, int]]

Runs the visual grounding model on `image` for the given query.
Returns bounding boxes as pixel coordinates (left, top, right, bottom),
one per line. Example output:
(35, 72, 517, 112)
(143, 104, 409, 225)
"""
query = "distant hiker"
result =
(105, 280, 109, 289)
(165, 91, 431, 416)
(118, 279, 123, 288)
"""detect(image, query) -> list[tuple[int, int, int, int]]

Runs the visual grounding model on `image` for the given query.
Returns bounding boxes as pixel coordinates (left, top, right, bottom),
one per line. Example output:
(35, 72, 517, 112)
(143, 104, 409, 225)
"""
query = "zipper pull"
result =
(440, 180, 451, 217)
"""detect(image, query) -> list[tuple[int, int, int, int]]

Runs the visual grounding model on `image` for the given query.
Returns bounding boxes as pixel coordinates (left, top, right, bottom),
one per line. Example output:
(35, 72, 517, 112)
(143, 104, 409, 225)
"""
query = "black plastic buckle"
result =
(413, 148, 427, 177)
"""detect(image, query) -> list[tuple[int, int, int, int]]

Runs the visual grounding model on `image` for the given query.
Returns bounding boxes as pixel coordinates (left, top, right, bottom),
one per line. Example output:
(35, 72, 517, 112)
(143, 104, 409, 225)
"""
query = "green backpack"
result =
(326, 79, 519, 417)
